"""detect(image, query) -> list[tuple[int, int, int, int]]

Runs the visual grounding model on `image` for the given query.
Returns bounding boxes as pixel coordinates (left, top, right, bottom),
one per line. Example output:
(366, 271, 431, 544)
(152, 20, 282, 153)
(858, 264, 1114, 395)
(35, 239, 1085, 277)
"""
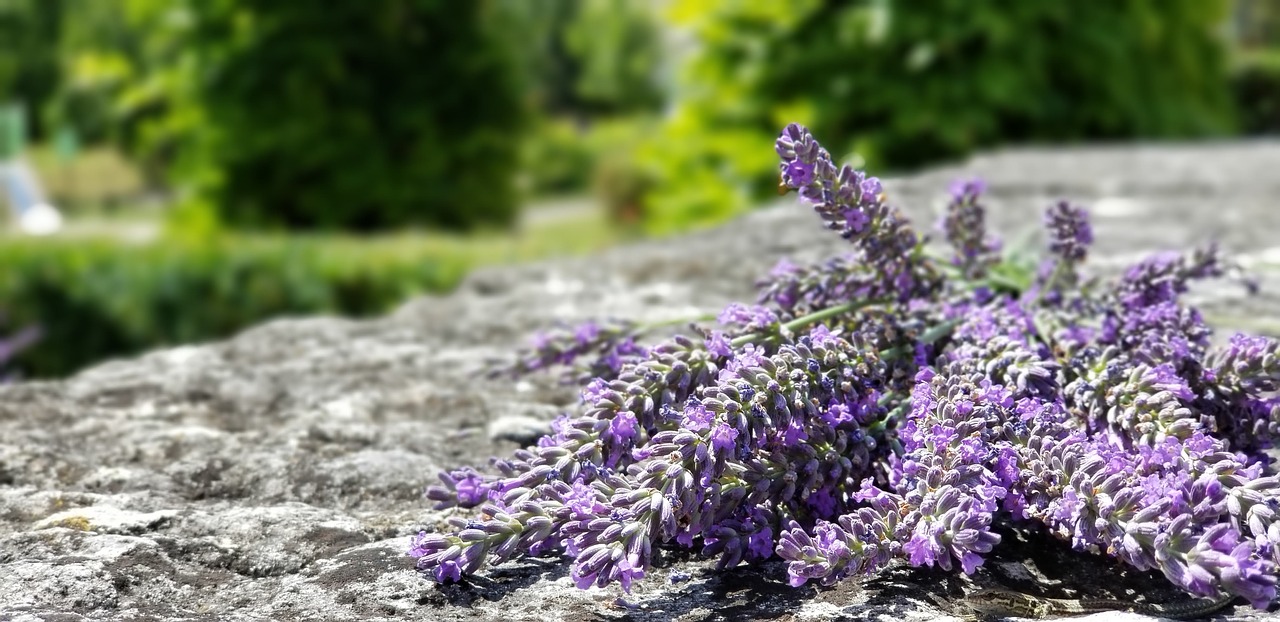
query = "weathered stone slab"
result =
(2, 143, 1279, 621)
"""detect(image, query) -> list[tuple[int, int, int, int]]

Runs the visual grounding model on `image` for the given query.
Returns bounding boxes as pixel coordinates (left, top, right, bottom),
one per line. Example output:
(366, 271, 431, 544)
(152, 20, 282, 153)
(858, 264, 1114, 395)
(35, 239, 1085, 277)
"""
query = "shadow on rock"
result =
(615, 557, 962, 622)
(431, 557, 570, 608)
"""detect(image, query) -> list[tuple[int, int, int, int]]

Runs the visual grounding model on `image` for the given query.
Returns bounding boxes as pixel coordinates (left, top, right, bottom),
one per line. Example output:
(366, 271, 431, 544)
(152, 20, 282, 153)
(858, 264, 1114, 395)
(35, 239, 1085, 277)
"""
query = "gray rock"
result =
(3, 142, 1280, 621)
(487, 412, 557, 445)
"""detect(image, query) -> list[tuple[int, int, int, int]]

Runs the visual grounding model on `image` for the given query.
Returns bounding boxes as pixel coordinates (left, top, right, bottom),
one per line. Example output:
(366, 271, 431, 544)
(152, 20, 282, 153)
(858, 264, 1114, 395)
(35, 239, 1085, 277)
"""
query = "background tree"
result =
(0, 0, 65, 139)
(636, 0, 1238, 233)
(176, 0, 527, 231)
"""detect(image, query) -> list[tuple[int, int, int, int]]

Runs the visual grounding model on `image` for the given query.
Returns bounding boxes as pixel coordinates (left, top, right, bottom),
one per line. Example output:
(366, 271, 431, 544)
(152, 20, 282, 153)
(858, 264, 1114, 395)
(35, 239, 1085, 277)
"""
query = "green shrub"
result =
(0, 236, 471, 377)
(513, 0, 665, 199)
(589, 118, 658, 227)
(176, 0, 527, 231)
(0, 0, 64, 140)
(641, 0, 1237, 232)
(1234, 51, 1280, 135)
(521, 115, 660, 224)
(521, 118, 596, 196)
(502, 0, 664, 117)
(634, 113, 781, 235)
(562, 0, 665, 115)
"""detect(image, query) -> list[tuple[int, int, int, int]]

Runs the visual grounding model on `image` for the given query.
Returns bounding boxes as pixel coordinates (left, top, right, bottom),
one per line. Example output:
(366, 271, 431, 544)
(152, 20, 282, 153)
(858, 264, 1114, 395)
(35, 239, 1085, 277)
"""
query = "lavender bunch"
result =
(777, 365, 1008, 586)
(410, 124, 1280, 612)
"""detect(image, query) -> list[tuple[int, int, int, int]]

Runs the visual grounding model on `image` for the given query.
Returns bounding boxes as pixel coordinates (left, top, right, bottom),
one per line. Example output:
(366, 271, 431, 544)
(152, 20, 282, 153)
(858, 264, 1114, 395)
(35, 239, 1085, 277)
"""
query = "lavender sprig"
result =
(774, 123, 940, 303)
(941, 178, 1001, 280)
(494, 318, 647, 383)
(1030, 201, 1093, 307)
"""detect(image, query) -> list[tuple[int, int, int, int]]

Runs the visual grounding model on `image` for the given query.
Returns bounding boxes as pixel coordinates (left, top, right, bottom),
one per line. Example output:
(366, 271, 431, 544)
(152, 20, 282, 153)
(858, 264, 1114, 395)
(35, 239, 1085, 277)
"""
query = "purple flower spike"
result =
(718, 302, 779, 332)
(860, 177, 883, 199)
(940, 176, 1000, 279)
(1045, 201, 1093, 264)
(764, 125, 940, 309)
(948, 177, 987, 201)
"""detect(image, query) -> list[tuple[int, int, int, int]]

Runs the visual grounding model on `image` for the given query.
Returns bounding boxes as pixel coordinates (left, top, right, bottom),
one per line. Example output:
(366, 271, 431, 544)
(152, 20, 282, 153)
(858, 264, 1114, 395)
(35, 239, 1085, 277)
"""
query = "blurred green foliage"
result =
(634, 0, 1239, 233)
(562, 0, 665, 115)
(509, 0, 664, 198)
(0, 0, 63, 139)
(1234, 51, 1280, 134)
(12, 0, 530, 231)
(1236, 0, 1280, 50)
(182, 0, 527, 231)
(0, 236, 468, 376)
(44, 0, 130, 146)
(521, 118, 597, 197)
(27, 146, 144, 209)
(589, 118, 658, 227)
(27, 0, 666, 229)
(503, 0, 664, 118)
(0, 207, 621, 377)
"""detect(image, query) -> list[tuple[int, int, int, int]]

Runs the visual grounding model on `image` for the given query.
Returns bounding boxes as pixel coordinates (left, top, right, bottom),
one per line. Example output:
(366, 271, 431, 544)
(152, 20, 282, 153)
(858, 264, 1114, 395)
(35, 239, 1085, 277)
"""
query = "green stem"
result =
(930, 250, 1030, 294)
(981, 271, 1027, 293)
(641, 313, 718, 331)
(1034, 260, 1067, 305)
(875, 318, 965, 362)
(922, 249, 954, 266)
(730, 299, 886, 348)
(868, 401, 907, 435)
(919, 317, 963, 345)
(780, 302, 858, 332)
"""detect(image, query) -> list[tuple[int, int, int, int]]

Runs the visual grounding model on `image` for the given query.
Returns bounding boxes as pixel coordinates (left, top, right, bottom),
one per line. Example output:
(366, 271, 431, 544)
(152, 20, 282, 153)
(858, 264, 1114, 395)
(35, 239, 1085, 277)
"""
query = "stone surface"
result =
(3, 142, 1280, 621)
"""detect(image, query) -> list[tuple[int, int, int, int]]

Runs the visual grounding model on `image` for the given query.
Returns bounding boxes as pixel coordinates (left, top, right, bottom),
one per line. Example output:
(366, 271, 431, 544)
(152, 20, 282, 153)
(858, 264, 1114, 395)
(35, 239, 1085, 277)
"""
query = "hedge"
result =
(172, 0, 527, 231)
(0, 236, 471, 377)
(1234, 51, 1280, 135)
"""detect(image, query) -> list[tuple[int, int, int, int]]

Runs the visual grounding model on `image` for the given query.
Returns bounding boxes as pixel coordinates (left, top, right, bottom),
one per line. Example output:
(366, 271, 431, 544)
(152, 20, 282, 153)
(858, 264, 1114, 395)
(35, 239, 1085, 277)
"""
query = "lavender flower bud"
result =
(1209, 334, 1280, 394)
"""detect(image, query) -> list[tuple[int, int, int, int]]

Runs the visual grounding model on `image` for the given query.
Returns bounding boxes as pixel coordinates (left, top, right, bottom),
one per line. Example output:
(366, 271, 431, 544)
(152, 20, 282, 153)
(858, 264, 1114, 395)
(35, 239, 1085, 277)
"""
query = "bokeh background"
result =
(1, 0, 1278, 379)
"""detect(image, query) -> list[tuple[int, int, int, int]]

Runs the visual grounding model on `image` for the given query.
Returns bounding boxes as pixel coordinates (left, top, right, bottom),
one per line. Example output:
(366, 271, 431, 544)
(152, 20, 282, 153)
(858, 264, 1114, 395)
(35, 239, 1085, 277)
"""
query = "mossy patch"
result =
(51, 515, 93, 531)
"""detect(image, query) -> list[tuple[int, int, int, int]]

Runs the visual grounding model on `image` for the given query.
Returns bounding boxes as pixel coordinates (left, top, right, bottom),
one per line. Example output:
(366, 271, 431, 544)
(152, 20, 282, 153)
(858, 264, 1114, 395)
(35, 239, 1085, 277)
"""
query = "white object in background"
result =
(0, 159, 62, 235)
(19, 202, 63, 235)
